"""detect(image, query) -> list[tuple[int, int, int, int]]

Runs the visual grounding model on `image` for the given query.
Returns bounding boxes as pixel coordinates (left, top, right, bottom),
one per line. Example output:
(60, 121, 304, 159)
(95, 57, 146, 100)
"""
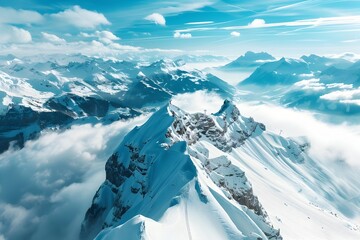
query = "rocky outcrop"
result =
(166, 100, 266, 152)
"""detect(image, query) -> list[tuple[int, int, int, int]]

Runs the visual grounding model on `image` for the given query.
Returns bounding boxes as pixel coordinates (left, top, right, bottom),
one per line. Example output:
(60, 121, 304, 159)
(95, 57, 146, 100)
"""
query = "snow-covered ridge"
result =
(81, 100, 310, 240)
(82, 100, 360, 240)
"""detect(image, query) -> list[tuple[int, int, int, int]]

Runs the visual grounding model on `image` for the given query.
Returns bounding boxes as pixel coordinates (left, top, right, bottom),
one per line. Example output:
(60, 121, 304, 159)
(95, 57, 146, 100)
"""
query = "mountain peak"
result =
(81, 101, 279, 240)
(222, 51, 275, 69)
(243, 51, 275, 60)
(213, 99, 241, 122)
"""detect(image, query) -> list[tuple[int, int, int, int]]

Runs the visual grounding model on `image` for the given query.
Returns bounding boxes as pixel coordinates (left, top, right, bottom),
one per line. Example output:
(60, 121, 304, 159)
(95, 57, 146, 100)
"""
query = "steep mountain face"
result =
(81, 100, 281, 240)
(82, 100, 360, 240)
(222, 51, 276, 69)
(0, 56, 233, 152)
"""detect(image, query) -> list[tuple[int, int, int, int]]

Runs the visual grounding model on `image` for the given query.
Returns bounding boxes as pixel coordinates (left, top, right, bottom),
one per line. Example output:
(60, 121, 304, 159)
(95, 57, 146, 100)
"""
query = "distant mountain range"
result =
(0, 55, 234, 153)
(225, 52, 360, 116)
(1, 52, 360, 240)
(221, 51, 276, 69)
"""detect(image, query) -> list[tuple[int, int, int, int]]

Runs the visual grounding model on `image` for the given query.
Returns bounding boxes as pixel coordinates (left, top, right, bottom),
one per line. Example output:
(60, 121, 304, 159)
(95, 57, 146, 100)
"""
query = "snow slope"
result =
(82, 100, 360, 239)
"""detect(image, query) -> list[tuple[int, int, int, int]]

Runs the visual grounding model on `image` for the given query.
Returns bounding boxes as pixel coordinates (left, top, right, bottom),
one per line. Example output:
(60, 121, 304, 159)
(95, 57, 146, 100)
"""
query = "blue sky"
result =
(1, 0, 360, 57)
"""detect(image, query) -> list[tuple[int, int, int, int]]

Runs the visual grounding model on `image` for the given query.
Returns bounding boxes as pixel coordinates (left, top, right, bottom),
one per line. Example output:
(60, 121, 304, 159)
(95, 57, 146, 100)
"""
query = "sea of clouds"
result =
(1, 90, 360, 240)
(0, 116, 147, 240)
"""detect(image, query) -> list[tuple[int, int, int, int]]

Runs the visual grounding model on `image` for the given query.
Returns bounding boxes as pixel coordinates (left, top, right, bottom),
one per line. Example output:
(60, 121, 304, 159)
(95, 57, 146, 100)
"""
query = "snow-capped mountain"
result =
(238, 54, 357, 86)
(238, 57, 310, 86)
(0, 55, 234, 153)
(301, 54, 353, 71)
(222, 51, 276, 69)
(231, 54, 360, 116)
(82, 100, 360, 240)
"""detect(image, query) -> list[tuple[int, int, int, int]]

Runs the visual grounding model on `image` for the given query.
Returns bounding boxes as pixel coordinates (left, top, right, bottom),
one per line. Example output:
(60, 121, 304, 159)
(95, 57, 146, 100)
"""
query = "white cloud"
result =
(0, 40, 183, 58)
(41, 32, 66, 44)
(327, 52, 360, 62)
(96, 30, 120, 41)
(186, 21, 214, 25)
(294, 78, 325, 91)
(51, 5, 110, 29)
(0, 25, 32, 44)
(236, 101, 360, 169)
(248, 19, 266, 28)
(177, 15, 360, 34)
(320, 87, 360, 104)
(0, 116, 147, 240)
(326, 83, 353, 89)
(230, 31, 240, 37)
(81, 30, 120, 44)
(0, 40, 141, 57)
(0, 7, 43, 24)
(172, 91, 223, 114)
(174, 31, 192, 39)
(145, 13, 166, 26)
(174, 27, 213, 34)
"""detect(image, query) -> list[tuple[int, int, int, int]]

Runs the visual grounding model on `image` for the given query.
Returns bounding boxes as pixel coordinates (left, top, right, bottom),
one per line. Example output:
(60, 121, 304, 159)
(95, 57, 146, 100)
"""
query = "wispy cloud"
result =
(255, 0, 314, 16)
(224, 15, 360, 30)
(176, 15, 360, 33)
(186, 21, 214, 25)
(342, 39, 360, 43)
(158, 1, 215, 15)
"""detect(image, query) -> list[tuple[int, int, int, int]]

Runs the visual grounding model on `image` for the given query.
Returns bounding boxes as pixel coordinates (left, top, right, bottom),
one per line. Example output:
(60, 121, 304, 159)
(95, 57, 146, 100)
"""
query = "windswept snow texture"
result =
(0, 55, 233, 152)
(82, 100, 360, 240)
